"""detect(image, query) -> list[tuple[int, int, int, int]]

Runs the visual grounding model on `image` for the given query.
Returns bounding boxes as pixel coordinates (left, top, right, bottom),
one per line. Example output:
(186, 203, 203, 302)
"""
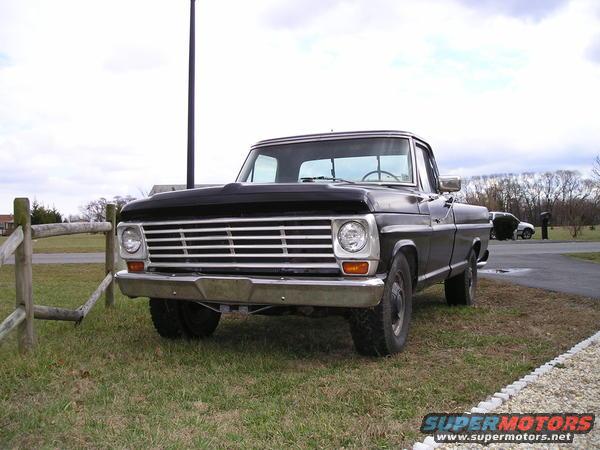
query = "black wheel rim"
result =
(391, 273, 405, 336)
(466, 262, 475, 300)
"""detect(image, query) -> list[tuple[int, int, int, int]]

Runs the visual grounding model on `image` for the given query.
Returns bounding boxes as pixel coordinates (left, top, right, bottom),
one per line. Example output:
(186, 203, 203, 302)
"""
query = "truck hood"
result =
(121, 183, 422, 221)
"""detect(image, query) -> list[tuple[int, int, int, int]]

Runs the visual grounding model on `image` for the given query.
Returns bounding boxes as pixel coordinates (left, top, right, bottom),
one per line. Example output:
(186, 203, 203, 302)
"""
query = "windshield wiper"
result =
(300, 176, 356, 184)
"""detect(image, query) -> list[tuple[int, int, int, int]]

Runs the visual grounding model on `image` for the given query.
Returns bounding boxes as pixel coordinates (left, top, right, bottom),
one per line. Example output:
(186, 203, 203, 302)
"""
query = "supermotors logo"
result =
(421, 413, 595, 445)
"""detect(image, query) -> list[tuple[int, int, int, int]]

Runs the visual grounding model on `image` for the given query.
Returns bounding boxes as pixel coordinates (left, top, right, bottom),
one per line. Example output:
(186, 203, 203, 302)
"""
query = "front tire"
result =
(178, 301, 221, 338)
(149, 299, 221, 339)
(149, 298, 184, 339)
(348, 252, 413, 356)
(522, 229, 533, 239)
(445, 252, 477, 306)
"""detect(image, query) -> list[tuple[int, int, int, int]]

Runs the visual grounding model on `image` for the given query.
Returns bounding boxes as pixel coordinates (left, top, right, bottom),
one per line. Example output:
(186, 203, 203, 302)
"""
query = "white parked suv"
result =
(489, 212, 535, 240)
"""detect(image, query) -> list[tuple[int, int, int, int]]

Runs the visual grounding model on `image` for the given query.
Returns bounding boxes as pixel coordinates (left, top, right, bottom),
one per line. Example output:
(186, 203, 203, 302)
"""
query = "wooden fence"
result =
(0, 198, 116, 354)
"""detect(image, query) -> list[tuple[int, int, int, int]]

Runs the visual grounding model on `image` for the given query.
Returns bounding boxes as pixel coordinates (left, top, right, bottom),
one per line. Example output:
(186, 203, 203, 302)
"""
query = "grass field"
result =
(1, 265, 599, 448)
(0, 233, 105, 253)
(567, 252, 600, 264)
(533, 225, 600, 241)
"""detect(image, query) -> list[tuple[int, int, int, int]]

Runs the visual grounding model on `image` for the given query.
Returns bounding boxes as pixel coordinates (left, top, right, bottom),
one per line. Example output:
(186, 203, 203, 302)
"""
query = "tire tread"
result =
(149, 298, 184, 339)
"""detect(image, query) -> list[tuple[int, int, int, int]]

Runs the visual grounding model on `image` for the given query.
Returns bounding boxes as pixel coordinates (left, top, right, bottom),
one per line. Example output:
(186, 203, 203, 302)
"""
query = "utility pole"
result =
(186, 0, 196, 189)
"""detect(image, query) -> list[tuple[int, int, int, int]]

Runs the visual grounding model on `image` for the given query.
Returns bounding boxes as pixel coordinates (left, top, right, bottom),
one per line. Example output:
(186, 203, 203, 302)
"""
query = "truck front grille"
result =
(141, 217, 338, 273)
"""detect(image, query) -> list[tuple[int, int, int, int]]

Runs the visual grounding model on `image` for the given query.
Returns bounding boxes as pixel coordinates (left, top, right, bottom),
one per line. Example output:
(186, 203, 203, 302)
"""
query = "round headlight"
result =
(338, 221, 367, 252)
(122, 227, 142, 253)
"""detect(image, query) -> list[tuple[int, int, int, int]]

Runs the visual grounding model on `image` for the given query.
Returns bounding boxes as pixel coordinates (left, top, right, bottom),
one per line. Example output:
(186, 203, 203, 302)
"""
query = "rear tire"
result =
(445, 252, 477, 306)
(348, 252, 413, 356)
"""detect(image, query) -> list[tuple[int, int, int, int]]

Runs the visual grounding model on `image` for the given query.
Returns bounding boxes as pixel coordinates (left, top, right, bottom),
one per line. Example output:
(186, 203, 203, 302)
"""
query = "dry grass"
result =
(0, 233, 105, 254)
(0, 264, 599, 448)
(567, 252, 600, 264)
(533, 225, 600, 241)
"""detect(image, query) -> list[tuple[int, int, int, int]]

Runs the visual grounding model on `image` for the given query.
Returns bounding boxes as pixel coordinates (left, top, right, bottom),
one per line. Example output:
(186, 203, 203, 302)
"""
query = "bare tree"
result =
(461, 169, 596, 233)
(80, 195, 136, 223)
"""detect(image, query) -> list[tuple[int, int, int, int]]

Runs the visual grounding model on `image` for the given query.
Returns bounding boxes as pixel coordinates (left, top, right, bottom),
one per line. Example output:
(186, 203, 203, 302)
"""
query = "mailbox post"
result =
(540, 212, 551, 240)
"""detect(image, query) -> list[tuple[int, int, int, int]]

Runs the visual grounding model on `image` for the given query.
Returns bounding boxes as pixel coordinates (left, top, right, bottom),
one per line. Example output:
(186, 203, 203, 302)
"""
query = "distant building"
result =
(0, 214, 15, 236)
(149, 184, 220, 196)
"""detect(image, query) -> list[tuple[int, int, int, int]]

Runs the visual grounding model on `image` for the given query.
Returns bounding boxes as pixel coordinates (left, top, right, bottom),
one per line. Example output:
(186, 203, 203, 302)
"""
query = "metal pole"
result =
(186, 0, 196, 189)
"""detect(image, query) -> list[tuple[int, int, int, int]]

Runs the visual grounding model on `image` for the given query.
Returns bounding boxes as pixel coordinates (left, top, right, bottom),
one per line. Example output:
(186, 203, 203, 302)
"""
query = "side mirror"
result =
(438, 175, 461, 193)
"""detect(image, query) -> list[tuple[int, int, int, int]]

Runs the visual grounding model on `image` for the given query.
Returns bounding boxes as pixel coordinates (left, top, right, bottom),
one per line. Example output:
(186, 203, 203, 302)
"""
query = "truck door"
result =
(414, 142, 456, 283)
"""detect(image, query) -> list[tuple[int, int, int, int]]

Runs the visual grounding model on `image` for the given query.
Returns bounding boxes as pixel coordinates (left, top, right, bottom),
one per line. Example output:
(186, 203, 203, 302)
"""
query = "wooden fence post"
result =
(14, 198, 35, 353)
(105, 204, 116, 308)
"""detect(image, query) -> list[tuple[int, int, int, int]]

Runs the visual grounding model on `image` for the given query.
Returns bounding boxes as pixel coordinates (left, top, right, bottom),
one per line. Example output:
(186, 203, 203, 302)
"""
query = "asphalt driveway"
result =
(482, 241, 600, 299)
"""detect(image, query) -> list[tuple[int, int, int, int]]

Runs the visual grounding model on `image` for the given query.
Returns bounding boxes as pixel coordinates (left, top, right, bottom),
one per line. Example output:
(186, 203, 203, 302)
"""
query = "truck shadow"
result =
(170, 290, 448, 359)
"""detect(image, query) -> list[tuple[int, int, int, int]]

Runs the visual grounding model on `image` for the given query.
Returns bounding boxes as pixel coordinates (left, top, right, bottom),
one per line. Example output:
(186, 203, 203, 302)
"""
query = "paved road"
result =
(482, 241, 600, 299)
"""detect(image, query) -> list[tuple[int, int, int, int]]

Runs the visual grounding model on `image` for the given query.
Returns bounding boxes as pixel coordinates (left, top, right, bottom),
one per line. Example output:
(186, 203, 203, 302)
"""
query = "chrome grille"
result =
(141, 217, 337, 271)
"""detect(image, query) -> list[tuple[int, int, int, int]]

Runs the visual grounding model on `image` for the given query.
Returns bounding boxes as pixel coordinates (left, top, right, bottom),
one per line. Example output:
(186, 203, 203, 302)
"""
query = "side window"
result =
(415, 145, 435, 193)
(249, 155, 278, 183)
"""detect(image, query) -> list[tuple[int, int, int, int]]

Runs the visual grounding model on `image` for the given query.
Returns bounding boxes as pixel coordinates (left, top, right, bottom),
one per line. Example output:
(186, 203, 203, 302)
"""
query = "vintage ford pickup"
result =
(116, 131, 491, 356)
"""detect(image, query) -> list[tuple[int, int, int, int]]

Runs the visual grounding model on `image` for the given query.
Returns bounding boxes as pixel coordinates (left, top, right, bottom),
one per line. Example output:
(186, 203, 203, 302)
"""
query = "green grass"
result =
(1, 265, 599, 448)
(533, 225, 600, 241)
(567, 252, 600, 263)
(0, 233, 105, 253)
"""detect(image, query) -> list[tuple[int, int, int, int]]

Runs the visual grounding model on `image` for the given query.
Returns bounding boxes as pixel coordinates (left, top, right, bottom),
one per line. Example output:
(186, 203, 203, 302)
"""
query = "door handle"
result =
(419, 195, 438, 204)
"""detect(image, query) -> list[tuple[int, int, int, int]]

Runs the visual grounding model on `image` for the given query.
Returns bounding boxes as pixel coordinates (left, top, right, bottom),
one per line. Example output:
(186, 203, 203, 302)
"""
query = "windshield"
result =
(237, 137, 413, 184)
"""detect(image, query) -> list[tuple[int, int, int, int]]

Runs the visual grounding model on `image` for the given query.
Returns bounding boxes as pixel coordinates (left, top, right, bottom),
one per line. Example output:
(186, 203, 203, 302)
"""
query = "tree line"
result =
(28, 196, 136, 225)
(30, 201, 63, 225)
(458, 157, 600, 234)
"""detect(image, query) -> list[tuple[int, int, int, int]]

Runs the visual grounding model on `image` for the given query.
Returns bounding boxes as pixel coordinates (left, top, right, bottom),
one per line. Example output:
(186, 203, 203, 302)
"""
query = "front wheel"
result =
(179, 301, 221, 338)
(522, 229, 533, 239)
(348, 252, 413, 356)
(445, 252, 477, 306)
(149, 299, 221, 339)
(149, 298, 184, 339)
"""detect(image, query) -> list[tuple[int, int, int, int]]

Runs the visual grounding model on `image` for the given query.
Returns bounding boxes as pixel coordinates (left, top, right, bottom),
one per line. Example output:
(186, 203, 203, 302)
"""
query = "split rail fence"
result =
(0, 198, 116, 354)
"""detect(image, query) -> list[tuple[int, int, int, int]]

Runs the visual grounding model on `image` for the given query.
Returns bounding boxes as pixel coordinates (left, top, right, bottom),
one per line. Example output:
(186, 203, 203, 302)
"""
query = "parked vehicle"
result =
(489, 212, 535, 239)
(116, 131, 491, 356)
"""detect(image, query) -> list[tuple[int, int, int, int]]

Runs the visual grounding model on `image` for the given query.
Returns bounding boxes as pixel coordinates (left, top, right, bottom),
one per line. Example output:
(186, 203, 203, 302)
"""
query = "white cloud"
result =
(1, 0, 599, 214)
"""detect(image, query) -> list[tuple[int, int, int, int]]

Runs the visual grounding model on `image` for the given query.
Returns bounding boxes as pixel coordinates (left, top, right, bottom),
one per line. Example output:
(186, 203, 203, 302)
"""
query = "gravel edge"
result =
(412, 329, 600, 450)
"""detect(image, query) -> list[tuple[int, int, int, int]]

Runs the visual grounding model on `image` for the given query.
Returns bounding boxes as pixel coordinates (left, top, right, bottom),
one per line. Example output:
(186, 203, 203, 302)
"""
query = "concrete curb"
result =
(412, 329, 600, 450)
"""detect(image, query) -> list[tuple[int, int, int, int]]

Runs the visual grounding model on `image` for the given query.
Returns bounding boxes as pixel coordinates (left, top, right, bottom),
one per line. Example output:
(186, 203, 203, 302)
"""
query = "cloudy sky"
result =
(1, 0, 599, 214)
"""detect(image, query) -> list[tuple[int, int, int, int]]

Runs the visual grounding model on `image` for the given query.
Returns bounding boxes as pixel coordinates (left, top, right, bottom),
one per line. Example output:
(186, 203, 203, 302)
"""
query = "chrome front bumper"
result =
(115, 270, 385, 308)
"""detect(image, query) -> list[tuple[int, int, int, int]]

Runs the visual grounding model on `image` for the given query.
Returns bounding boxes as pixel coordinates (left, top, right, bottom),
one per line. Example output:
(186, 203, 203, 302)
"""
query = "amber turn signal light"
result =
(127, 261, 145, 272)
(342, 261, 369, 275)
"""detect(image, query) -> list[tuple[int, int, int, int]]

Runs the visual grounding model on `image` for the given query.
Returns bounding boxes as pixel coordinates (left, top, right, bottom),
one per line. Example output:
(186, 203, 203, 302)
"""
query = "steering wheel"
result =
(361, 170, 401, 182)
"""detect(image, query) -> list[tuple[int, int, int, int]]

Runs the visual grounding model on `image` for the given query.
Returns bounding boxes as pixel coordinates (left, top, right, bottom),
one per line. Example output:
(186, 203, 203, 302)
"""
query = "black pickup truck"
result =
(116, 131, 491, 356)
